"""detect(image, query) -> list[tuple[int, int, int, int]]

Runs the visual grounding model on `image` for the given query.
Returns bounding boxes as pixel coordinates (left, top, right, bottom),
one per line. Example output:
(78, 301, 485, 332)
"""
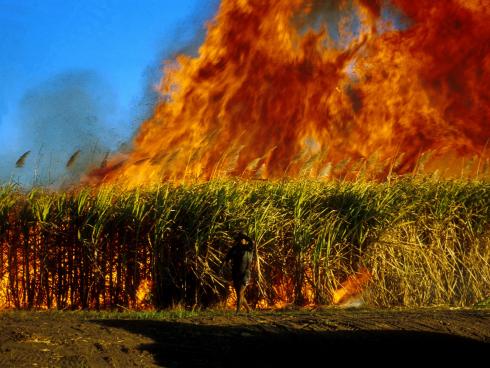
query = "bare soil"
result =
(0, 307, 488, 367)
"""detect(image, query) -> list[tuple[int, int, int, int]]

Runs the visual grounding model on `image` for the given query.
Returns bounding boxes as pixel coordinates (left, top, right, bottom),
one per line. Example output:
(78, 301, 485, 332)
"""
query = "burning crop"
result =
(2, 1, 490, 312)
(332, 267, 371, 306)
(90, 0, 490, 187)
(1, 179, 489, 310)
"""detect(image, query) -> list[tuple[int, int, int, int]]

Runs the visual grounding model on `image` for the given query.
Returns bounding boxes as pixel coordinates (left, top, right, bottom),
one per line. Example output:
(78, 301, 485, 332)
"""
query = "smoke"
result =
(117, 0, 221, 147)
(7, 71, 115, 187)
(294, 0, 409, 43)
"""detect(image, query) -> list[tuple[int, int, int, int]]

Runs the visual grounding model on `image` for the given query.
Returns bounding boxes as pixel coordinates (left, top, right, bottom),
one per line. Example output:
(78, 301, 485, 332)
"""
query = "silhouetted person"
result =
(223, 233, 255, 314)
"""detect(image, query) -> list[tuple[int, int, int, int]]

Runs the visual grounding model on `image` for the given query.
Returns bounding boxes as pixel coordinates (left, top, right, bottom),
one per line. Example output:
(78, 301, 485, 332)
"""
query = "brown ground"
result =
(0, 307, 489, 367)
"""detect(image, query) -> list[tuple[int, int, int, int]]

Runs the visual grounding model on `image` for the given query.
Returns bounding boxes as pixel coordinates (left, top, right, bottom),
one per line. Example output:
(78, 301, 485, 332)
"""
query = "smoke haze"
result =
(3, 71, 114, 186)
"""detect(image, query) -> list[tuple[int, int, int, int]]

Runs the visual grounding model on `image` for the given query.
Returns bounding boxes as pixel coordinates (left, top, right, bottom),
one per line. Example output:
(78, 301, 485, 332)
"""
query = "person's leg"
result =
(240, 286, 250, 312)
(235, 284, 242, 314)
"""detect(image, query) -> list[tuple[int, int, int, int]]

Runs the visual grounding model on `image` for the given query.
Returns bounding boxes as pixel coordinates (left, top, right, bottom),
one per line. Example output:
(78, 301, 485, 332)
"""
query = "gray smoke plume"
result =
(8, 70, 115, 187)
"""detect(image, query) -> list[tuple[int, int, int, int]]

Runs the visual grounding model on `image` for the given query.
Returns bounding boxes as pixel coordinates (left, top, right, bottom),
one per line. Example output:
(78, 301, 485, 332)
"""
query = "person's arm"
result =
(222, 246, 234, 268)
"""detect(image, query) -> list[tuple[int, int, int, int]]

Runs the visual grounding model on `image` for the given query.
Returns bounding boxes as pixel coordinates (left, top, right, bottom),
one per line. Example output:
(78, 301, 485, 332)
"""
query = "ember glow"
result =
(332, 267, 371, 305)
(90, 0, 490, 186)
(136, 279, 153, 309)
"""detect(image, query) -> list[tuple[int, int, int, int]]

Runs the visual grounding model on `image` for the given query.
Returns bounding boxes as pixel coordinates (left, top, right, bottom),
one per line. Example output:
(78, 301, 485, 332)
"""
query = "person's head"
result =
(234, 232, 252, 246)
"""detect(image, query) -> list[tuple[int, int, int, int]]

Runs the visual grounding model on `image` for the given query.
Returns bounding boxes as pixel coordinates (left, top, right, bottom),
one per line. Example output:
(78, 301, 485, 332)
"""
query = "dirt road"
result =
(0, 308, 488, 367)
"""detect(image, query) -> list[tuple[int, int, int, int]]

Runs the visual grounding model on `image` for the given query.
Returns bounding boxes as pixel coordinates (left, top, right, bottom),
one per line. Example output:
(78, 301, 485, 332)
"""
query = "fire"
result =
(135, 279, 153, 309)
(89, 0, 490, 186)
(0, 273, 8, 309)
(226, 272, 317, 310)
(332, 267, 371, 305)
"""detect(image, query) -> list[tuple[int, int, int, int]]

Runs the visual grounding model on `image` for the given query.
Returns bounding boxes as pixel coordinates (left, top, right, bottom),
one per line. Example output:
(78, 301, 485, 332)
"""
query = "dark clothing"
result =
(224, 242, 254, 288)
(223, 234, 255, 313)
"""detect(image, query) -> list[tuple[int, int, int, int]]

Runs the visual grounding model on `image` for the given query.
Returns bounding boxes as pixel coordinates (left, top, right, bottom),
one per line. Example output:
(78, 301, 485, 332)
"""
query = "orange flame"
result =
(136, 279, 153, 310)
(0, 272, 8, 309)
(89, 0, 490, 187)
(332, 267, 371, 305)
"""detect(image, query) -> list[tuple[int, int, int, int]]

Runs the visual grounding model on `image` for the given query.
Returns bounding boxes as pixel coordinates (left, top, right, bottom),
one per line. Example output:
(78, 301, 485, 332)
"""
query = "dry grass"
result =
(0, 177, 489, 309)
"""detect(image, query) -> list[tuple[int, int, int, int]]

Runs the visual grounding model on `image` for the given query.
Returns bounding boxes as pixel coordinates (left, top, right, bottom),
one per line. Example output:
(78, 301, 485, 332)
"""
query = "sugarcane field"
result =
(1, 0, 490, 366)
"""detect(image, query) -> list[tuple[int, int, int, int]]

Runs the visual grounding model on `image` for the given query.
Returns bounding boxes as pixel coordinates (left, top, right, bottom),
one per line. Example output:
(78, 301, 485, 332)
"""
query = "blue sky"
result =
(0, 0, 218, 185)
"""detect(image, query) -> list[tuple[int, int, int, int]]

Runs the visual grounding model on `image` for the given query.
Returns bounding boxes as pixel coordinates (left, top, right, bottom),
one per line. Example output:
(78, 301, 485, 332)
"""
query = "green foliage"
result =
(0, 177, 489, 309)
(475, 297, 490, 309)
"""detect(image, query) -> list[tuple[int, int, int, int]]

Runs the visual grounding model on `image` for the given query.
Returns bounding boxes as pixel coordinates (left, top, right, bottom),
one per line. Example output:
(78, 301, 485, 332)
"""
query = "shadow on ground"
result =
(95, 319, 488, 367)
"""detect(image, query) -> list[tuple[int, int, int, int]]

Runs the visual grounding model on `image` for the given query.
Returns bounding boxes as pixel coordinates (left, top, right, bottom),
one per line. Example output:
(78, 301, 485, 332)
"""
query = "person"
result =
(223, 233, 255, 313)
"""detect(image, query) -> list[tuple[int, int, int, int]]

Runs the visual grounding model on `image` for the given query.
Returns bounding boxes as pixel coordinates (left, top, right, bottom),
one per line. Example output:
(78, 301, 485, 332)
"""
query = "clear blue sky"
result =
(0, 0, 218, 185)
